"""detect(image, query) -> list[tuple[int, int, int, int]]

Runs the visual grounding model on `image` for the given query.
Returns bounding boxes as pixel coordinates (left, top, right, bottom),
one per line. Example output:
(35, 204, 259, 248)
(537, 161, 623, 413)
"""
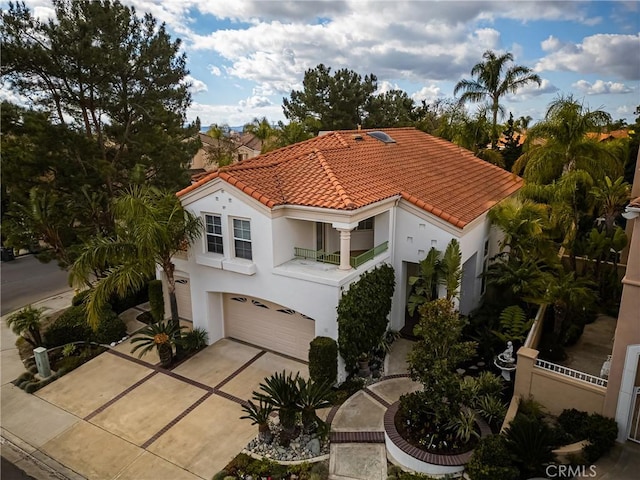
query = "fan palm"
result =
(7, 305, 45, 348)
(454, 50, 541, 148)
(543, 270, 597, 335)
(70, 186, 202, 328)
(130, 321, 184, 367)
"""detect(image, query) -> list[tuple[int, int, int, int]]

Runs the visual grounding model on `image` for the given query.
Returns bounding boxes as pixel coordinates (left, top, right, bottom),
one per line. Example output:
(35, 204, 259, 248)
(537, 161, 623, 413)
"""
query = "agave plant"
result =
(130, 321, 184, 367)
(296, 377, 332, 433)
(240, 398, 274, 443)
(253, 370, 301, 445)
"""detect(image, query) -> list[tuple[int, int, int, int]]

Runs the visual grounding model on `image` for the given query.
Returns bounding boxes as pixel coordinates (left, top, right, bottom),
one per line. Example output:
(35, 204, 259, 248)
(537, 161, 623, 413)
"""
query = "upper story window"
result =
(233, 218, 252, 260)
(356, 218, 374, 230)
(205, 214, 223, 254)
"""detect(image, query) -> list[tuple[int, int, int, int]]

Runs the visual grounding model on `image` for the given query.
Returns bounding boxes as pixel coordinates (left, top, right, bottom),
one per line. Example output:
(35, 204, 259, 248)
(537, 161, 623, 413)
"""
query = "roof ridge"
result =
(315, 149, 356, 210)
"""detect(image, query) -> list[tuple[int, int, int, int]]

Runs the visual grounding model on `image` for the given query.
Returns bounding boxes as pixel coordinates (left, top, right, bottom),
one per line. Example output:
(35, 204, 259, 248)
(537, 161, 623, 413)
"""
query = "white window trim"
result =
(232, 217, 253, 260)
(204, 213, 224, 255)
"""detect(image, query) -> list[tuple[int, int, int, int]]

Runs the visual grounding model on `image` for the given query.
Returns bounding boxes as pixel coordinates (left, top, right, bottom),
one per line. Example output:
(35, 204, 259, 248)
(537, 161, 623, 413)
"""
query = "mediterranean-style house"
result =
(190, 132, 263, 174)
(168, 127, 522, 363)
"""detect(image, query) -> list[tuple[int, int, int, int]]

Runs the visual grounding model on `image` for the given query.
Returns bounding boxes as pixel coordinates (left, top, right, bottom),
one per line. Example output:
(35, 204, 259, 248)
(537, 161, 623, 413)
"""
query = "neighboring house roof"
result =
(586, 129, 629, 142)
(237, 132, 263, 152)
(178, 127, 523, 228)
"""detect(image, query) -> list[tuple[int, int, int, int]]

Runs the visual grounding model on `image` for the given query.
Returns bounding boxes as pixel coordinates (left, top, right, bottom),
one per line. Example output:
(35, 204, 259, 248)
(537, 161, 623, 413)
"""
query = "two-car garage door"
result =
(223, 294, 315, 361)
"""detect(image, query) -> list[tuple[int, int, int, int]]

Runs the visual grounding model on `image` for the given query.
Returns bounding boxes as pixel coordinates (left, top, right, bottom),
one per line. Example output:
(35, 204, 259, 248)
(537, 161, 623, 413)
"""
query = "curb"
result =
(1, 429, 85, 480)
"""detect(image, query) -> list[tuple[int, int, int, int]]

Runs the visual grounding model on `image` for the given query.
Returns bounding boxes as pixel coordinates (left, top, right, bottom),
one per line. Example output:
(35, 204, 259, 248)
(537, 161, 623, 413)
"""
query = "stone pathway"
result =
(327, 339, 419, 480)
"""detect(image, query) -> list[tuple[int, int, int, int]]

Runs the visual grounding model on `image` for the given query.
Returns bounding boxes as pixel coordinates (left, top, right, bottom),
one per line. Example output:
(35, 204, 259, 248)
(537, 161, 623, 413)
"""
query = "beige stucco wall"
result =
(515, 347, 606, 417)
(603, 207, 640, 418)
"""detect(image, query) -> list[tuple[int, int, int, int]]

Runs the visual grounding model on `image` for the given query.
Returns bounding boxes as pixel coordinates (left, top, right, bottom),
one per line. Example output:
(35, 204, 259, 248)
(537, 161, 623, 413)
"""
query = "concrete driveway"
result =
(2, 338, 309, 480)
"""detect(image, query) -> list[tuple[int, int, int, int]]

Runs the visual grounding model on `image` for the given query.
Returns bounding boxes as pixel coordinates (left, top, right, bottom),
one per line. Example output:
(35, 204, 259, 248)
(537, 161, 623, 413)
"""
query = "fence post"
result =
(514, 346, 539, 401)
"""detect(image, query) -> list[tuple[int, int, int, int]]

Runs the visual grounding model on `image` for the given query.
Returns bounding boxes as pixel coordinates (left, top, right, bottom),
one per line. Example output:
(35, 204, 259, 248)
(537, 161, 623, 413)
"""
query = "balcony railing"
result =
(294, 241, 389, 269)
(535, 358, 608, 387)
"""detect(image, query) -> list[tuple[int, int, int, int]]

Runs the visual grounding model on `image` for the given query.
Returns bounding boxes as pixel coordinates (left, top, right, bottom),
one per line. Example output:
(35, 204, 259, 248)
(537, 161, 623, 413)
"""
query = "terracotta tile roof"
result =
(177, 127, 523, 228)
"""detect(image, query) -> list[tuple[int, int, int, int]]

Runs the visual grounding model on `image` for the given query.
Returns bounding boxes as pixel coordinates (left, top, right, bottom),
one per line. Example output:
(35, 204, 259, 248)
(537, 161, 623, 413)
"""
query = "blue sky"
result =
(7, 1, 640, 128)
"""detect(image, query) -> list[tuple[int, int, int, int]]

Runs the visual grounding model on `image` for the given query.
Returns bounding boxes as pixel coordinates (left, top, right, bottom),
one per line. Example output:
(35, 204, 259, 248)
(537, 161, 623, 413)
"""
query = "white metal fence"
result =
(535, 358, 608, 387)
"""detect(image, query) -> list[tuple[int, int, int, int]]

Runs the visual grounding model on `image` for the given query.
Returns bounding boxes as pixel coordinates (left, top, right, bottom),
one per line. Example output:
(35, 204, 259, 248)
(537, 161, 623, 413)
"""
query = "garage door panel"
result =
(223, 295, 315, 360)
(174, 277, 192, 321)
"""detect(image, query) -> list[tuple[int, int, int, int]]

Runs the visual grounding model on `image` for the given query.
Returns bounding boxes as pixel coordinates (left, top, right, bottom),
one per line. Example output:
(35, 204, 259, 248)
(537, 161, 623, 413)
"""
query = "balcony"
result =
(294, 241, 389, 269)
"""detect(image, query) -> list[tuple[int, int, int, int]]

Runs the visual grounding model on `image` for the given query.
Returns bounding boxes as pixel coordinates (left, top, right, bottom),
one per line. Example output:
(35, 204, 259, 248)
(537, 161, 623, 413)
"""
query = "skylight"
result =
(367, 131, 396, 143)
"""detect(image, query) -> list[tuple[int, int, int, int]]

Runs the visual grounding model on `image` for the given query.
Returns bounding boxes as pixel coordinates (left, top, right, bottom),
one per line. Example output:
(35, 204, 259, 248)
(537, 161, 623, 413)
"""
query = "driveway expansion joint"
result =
(214, 349, 267, 390)
(363, 388, 391, 408)
(84, 371, 159, 421)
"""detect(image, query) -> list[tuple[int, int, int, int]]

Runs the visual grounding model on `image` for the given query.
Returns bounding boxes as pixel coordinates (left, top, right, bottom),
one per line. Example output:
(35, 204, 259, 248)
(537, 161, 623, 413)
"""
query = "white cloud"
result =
(411, 85, 442, 103)
(183, 75, 208, 94)
(187, 100, 283, 127)
(535, 33, 640, 80)
(239, 95, 273, 109)
(507, 79, 558, 101)
(573, 79, 633, 95)
(376, 81, 401, 95)
(209, 65, 222, 76)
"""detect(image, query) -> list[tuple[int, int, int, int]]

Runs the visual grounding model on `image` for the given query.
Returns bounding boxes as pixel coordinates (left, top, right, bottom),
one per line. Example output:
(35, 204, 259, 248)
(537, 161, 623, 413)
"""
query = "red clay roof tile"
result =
(176, 127, 523, 227)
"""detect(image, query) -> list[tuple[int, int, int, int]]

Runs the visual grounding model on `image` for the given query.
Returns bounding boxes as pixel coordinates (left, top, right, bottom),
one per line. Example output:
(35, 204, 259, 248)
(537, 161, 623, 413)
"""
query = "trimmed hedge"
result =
(558, 409, 618, 462)
(44, 306, 92, 347)
(148, 279, 165, 322)
(309, 336, 338, 386)
(44, 305, 126, 347)
(466, 434, 519, 480)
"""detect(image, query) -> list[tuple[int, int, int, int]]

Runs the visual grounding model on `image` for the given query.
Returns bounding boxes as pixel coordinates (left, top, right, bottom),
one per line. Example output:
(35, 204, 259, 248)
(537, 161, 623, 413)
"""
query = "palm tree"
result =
(513, 96, 625, 256)
(543, 269, 597, 335)
(488, 197, 555, 263)
(454, 50, 541, 149)
(240, 398, 274, 443)
(407, 247, 441, 315)
(296, 377, 332, 433)
(7, 305, 44, 348)
(253, 370, 301, 446)
(130, 320, 184, 367)
(513, 96, 621, 184)
(70, 186, 202, 328)
(243, 117, 274, 143)
(589, 176, 631, 233)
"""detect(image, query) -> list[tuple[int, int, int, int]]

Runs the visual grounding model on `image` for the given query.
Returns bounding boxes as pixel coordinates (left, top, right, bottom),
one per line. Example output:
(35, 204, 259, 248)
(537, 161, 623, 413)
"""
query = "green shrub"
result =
(583, 413, 618, 462)
(309, 336, 338, 386)
(92, 309, 127, 344)
(179, 328, 209, 353)
(24, 382, 39, 394)
(558, 408, 589, 437)
(505, 414, 553, 478)
(72, 290, 91, 306)
(211, 472, 229, 480)
(108, 279, 150, 314)
(44, 305, 92, 347)
(466, 434, 519, 480)
(338, 264, 395, 373)
(148, 279, 165, 322)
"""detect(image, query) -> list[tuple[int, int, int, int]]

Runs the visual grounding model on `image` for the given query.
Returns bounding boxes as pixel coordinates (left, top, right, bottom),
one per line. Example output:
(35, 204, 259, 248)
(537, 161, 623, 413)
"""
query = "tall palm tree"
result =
(454, 50, 541, 149)
(440, 239, 462, 300)
(513, 96, 621, 184)
(70, 186, 202, 328)
(513, 96, 625, 255)
(243, 117, 274, 143)
(543, 270, 597, 335)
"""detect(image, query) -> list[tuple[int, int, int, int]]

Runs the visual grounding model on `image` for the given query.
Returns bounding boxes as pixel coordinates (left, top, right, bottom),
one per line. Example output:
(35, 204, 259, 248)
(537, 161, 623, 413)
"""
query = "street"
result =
(0, 255, 70, 316)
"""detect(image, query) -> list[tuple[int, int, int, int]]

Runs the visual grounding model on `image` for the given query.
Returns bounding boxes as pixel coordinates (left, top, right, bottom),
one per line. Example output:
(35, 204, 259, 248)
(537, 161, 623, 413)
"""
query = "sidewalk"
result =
(1, 289, 83, 480)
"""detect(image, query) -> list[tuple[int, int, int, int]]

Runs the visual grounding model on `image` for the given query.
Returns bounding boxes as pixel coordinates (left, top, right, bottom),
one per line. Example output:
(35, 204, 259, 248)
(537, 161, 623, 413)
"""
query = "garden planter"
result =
(384, 401, 491, 476)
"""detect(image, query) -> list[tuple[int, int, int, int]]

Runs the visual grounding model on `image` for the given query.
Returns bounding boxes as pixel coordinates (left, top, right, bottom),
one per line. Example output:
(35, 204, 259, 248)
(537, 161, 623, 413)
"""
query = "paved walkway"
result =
(327, 339, 419, 480)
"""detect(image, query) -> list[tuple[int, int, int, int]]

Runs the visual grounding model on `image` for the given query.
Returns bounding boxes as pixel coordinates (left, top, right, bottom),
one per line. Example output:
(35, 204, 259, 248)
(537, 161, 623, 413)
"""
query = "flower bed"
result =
(385, 401, 491, 476)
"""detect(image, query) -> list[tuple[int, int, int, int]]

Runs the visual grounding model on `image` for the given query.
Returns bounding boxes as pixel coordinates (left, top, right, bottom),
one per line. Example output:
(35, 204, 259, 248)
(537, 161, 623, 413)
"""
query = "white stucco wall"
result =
(176, 182, 493, 351)
(177, 183, 343, 346)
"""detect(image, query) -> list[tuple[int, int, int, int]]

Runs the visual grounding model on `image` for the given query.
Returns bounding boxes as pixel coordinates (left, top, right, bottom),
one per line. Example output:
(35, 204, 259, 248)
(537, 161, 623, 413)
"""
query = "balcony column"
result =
(337, 228, 353, 270)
